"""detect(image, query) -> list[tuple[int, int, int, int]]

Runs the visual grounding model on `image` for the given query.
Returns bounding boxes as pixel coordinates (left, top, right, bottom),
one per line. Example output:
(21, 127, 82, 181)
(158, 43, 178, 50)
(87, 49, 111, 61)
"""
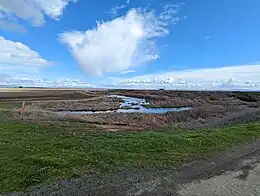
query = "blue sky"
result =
(0, 0, 259, 89)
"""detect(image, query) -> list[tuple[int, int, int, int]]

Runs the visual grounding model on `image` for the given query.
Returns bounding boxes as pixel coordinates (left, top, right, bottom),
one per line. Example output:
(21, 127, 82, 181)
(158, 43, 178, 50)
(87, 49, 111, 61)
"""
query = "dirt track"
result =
(177, 140, 260, 196)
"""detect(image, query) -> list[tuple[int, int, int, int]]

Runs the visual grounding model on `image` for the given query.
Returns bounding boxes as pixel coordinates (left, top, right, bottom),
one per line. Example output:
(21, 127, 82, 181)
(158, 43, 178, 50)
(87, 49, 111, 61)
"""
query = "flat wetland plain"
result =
(1, 88, 260, 195)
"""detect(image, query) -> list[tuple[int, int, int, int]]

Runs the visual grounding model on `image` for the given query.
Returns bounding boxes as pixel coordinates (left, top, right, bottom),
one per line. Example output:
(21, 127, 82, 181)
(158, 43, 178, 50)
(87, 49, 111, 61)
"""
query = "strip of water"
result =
(62, 95, 192, 114)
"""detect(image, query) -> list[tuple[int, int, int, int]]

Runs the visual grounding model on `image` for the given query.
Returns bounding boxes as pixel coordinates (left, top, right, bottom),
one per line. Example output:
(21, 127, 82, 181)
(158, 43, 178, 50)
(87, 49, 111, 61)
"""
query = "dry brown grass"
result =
(1, 89, 260, 132)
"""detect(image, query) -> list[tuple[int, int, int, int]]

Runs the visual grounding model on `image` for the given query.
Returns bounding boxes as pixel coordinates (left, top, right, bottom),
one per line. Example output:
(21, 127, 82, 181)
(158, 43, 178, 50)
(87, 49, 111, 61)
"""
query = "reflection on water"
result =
(64, 95, 192, 114)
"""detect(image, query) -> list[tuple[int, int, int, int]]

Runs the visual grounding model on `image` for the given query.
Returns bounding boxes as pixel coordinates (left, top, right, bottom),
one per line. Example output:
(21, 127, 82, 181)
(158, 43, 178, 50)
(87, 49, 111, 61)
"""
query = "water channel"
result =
(63, 95, 192, 114)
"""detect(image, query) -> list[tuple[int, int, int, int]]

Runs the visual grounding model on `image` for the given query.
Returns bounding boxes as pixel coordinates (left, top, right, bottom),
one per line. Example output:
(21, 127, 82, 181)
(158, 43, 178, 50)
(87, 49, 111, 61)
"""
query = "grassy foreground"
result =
(1, 122, 260, 193)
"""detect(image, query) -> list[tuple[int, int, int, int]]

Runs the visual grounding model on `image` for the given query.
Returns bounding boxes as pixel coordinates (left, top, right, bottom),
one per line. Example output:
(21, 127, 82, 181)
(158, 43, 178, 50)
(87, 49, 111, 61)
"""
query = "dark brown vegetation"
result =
(1, 89, 260, 131)
(109, 90, 260, 107)
(31, 96, 122, 112)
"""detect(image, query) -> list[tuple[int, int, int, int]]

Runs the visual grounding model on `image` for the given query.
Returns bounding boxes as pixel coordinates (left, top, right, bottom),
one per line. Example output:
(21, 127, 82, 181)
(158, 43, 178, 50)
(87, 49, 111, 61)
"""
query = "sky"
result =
(0, 0, 259, 90)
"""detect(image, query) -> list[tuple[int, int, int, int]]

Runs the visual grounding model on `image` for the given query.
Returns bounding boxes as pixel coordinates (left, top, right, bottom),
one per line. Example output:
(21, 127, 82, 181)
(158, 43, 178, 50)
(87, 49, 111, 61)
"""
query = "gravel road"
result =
(178, 153, 260, 196)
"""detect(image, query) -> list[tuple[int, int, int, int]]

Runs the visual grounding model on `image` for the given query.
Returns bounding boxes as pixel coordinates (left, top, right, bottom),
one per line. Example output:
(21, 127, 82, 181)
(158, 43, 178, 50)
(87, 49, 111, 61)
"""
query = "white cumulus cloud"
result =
(0, 0, 76, 26)
(59, 6, 180, 76)
(0, 36, 50, 72)
(104, 64, 260, 91)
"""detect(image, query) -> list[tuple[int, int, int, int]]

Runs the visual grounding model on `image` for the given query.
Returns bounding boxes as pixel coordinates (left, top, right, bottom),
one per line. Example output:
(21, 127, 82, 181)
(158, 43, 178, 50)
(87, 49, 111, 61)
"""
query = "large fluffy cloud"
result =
(0, 0, 76, 26)
(59, 6, 180, 76)
(0, 36, 50, 71)
(104, 64, 260, 90)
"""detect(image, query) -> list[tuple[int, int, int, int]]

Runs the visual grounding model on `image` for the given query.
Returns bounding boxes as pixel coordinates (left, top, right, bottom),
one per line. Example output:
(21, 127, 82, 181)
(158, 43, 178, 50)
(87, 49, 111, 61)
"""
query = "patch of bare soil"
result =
(176, 140, 260, 196)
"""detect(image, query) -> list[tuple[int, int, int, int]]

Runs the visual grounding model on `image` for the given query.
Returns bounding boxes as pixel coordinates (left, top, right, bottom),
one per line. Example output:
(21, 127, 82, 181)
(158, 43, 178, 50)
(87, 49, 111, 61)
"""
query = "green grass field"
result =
(1, 121, 260, 193)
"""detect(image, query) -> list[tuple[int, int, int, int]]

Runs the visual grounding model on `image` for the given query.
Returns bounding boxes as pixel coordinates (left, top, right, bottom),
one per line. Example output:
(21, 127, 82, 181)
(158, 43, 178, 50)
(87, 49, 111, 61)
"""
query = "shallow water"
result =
(63, 95, 192, 114)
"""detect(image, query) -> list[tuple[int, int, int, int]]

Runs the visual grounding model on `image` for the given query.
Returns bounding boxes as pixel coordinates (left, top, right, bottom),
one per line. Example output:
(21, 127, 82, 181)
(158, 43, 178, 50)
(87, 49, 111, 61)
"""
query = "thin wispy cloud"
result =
(0, 0, 77, 26)
(0, 20, 27, 33)
(107, 0, 133, 18)
(108, 4, 127, 17)
(0, 73, 8, 83)
(59, 5, 180, 76)
(120, 70, 136, 74)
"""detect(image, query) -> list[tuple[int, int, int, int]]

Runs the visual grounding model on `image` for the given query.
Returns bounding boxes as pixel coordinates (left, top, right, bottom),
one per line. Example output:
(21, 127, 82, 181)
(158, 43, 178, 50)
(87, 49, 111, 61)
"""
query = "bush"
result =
(234, 92, 259, 102)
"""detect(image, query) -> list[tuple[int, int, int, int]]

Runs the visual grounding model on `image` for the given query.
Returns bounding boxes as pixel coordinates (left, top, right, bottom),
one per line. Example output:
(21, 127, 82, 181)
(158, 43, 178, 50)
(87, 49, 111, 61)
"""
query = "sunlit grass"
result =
(1, 122, 260, 193)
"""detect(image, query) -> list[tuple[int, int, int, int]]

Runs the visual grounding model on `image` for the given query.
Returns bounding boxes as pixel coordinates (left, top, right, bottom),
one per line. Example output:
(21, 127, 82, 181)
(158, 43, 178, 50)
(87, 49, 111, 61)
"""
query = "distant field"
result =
(0, 88, 95, 92)
(0, 88, 106, 100)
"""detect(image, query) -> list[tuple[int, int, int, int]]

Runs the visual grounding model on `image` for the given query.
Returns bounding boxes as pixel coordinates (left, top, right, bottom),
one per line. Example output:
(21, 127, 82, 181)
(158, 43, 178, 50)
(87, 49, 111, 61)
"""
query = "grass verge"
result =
(0, 102, 21, 109)
(1, 121, 260, 193)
